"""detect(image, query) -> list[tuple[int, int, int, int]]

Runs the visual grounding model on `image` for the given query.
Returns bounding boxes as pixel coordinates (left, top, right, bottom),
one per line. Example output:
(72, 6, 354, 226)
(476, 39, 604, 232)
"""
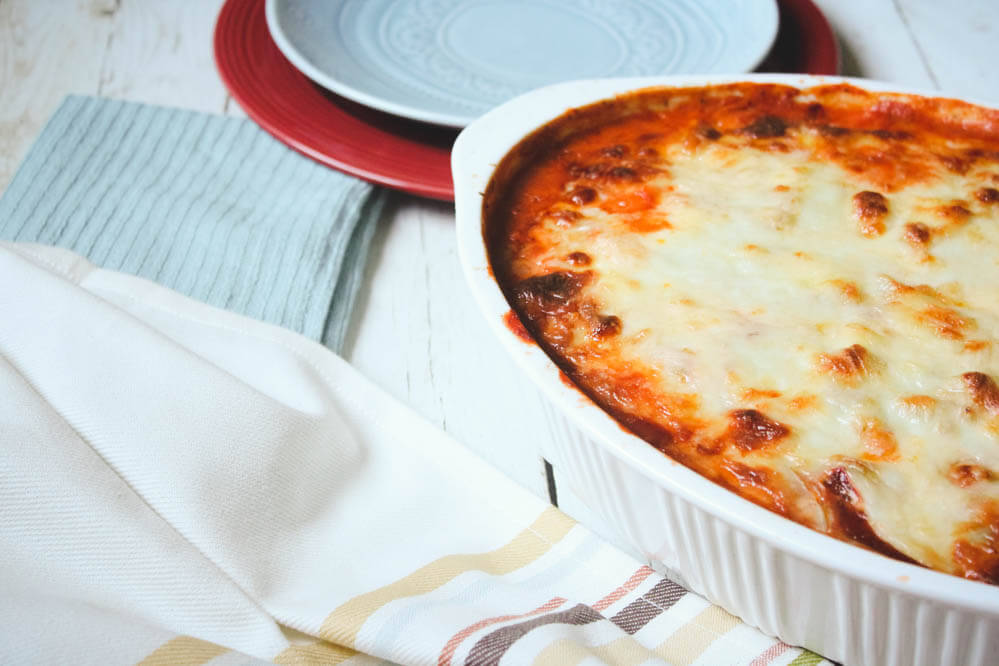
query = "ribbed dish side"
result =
(541, 410, 999, 666)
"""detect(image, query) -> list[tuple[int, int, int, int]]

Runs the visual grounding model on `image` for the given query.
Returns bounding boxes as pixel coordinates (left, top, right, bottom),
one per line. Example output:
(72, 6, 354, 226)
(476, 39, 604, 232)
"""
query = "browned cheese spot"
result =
(788, 394, 818, 411)
(936, 201, 972, 226)
(741, 388, 782, 401)
(590, 314, 621, 340)
(719, 461, 788, 515)
(904, 221, 932, 246)
(919, 306, 970, 339)
(948, 463, 994, 488)
(953, 503, 999, 584)
(568, 162, 606, 179)
(600, 144, 628, 158)
(566, 251, 591, 266)
(607, 166, 639, 181)
(880, 276, 921, 299)
(964, 340, 991, 353)
(962, 372, 999, 415)
(899, 395, 937, 410)
(697, 125, 722, 141)
(725, 409, 790, 452)
(880, 278, 974, 339)
(817, 344, 874, 382)
(741, 115, 787, 139)
(860, 419, 899, 461)
(829, 279, 863, 303)
(820, 467, 918, 563)
(514, 271, 588, 318)
(550, 209, 581, 227)
(938, 153, 972, 174)
(568, 187, 597, 206)
(853, 191, 889, 237)
(975, 187, 999, 204)
(805, 102, 825, 120)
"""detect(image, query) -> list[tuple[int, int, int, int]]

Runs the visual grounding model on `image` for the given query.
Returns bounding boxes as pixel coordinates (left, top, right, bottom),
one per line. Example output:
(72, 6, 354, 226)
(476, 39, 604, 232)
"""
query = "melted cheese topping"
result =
(486, 83, 999, 583)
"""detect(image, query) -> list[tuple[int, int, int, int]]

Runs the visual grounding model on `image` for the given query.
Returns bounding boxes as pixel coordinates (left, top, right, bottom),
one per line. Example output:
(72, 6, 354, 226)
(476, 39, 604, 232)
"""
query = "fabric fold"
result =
(0, 243, 825, 665)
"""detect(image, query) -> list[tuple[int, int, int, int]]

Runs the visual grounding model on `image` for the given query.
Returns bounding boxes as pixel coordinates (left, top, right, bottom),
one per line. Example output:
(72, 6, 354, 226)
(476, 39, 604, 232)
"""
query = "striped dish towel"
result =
(0, 95, 387, 352)
(0, 243, 830, 665)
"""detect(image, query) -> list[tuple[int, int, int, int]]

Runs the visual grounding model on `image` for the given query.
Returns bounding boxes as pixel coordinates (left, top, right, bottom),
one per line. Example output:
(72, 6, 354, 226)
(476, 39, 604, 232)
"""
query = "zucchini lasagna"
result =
(483, 83, 999, 583)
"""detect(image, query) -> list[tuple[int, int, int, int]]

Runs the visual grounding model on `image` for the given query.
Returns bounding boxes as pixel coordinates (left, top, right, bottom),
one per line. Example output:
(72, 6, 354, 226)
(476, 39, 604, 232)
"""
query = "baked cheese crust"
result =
(484, 83, 999, 583)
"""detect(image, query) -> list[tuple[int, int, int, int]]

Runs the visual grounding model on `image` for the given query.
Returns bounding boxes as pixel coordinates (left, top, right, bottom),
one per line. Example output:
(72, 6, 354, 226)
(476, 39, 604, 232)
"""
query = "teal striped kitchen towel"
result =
(0, 95, 387, 352)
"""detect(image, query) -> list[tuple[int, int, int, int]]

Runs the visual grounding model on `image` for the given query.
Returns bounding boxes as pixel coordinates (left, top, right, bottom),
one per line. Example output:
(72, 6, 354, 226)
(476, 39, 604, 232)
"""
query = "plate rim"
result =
(215, 0, 838, 202)
(265, 0, 780, 128)
(215, 0, 457, 201)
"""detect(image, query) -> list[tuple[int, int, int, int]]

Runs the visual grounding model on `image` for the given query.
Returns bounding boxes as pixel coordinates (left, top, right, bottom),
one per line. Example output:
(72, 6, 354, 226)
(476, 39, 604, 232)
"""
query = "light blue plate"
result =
(266, 0, 779, 128)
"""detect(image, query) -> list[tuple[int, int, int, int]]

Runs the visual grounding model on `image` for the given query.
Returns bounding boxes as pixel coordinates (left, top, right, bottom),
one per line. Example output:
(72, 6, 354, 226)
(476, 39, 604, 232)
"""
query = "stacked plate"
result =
(214, 0, 838, 201)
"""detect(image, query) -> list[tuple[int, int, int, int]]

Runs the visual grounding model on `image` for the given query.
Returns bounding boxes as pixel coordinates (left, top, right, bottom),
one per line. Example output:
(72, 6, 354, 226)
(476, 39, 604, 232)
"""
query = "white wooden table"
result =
(2, 0, 997, 552)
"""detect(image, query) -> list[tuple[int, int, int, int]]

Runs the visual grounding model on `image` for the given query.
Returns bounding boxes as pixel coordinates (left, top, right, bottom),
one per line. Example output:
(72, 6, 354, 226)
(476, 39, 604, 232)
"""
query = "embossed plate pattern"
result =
(266, 0, 780, 127)
(215, 0, 837, 200)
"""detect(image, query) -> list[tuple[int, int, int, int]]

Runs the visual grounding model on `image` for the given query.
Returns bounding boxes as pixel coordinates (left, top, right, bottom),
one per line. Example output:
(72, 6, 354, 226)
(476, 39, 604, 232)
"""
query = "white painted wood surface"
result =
(1, 0, 997, 553)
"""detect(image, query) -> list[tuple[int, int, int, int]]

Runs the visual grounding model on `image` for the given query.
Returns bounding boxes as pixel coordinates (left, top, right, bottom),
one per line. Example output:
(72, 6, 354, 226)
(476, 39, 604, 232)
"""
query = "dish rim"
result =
(265, 0, 780, 129)
(453, 72, 999, 615)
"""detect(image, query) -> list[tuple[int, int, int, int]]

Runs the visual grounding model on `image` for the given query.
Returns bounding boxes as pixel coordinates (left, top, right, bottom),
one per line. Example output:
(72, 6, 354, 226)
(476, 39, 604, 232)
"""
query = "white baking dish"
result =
(452, 74, 999, 666)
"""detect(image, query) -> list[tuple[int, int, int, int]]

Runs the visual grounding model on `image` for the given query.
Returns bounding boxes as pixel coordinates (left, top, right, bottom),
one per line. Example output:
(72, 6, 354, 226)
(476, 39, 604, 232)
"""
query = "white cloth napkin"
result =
(0, 243, 824, 665)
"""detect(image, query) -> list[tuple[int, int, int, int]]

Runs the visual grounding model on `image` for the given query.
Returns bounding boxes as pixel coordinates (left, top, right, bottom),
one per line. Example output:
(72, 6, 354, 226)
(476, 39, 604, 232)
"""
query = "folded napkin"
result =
(0, 96, 387, 352)
(0, 243, 827, 665)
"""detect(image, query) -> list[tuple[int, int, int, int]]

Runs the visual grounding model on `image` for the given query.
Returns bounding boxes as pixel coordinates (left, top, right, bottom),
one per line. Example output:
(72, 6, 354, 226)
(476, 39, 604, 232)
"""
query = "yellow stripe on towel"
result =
(136, 636, 228, 665)
(654, 605, 742, 665)
(274, 641, 360, 665)
(320, 507, 576, 646)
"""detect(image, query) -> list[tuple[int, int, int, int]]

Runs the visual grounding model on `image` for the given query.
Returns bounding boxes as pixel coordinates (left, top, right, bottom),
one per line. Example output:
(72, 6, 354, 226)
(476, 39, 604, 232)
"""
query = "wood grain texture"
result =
(0, 0, 229, 196)
(813, 0, 935, 86)
(345, 197, 552, 498)
(95, 0, 228, 112)
(0, 0, 110, 192)
(891, 0, 999, 102)
(814, 0, 998, 99)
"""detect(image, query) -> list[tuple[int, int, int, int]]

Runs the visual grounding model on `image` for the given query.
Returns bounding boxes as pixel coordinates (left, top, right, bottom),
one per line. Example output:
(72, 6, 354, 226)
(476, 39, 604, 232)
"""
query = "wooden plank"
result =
(0, 0, 232, 195)
(345, 197, 552, 499)
(813, 0, 997, 101)
(893, 0, 999, 101)
(0, 0, 111, 193)
(811, 0, 935, 86)
(97, 0, 229, 113)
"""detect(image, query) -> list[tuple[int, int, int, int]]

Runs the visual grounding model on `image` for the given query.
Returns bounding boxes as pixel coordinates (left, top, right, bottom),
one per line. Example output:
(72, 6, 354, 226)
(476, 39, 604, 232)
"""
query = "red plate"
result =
(214, 0, 839, 202)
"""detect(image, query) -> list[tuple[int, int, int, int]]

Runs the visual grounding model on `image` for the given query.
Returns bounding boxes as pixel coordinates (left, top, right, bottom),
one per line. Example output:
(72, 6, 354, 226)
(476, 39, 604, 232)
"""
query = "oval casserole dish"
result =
(453, 74, 999, 666)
